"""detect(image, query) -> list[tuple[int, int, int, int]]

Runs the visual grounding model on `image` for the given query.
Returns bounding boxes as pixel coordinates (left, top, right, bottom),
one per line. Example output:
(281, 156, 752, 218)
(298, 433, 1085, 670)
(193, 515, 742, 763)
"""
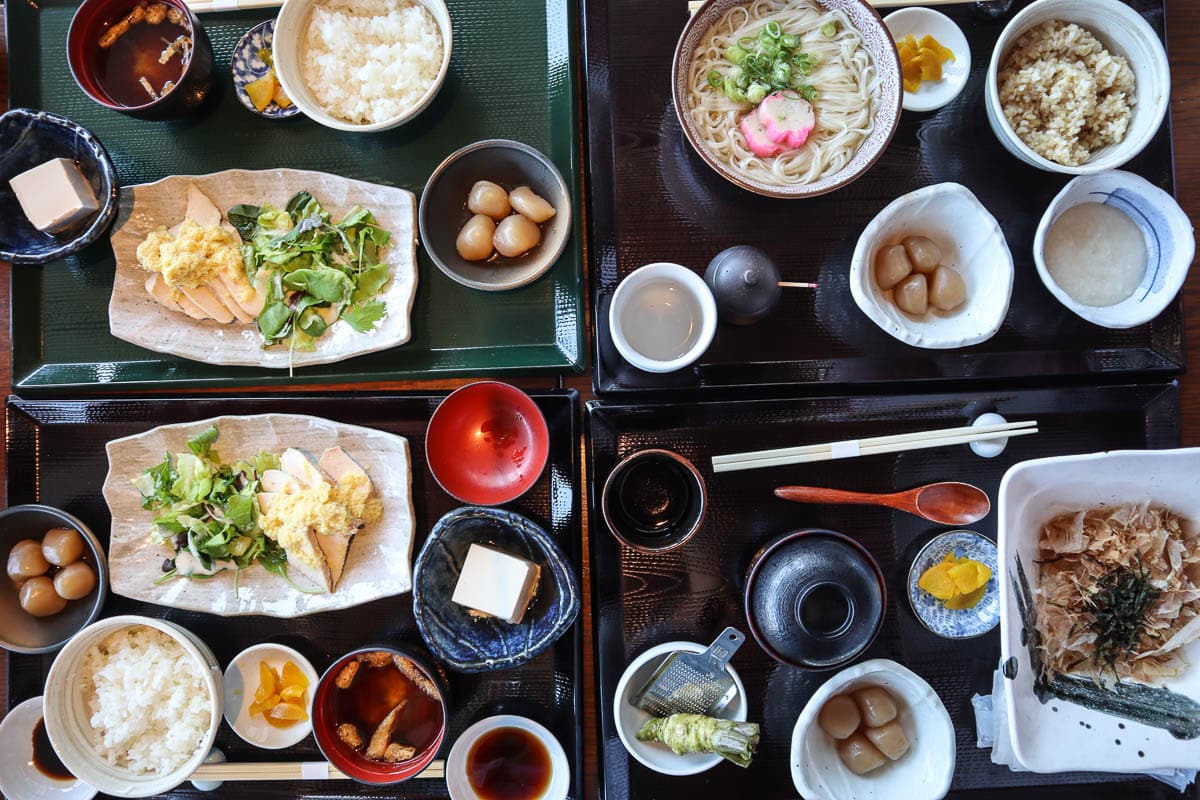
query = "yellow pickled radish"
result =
(917, 561, 957, 600)
(947, 559, 991, 594)
(919, 552, 990, 609)
(896, 32, 954, 93)
(268, 701, 308, 722)
(282, 660, 309, 692)
(945, 584, 988, 610)
(255, 660, 278, 702)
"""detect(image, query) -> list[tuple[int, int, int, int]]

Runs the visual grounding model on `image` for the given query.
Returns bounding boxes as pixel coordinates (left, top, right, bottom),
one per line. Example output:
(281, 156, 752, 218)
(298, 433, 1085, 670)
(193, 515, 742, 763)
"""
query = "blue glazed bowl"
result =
(413, 507, 580, 673)
(907, 529, 999, 639)
(231, 20, 300, 119)
(1034, 170, 1195, 329)
(0, 109, 119, 265)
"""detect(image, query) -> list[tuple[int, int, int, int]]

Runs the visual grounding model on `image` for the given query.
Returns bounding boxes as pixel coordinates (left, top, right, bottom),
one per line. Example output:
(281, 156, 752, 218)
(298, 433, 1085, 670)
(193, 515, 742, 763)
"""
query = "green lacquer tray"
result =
(4, 0, 585, 393)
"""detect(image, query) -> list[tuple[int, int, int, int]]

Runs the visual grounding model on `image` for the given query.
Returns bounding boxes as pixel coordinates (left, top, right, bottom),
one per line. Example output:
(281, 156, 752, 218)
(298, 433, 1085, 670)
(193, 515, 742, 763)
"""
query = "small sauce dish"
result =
(446, 714, 570, 800)
(609, 262, 717, 373)
(1033, 170, 1194, 329)
(600, 448, 706, 553)
(0, 697, 96, 800)
(884, 8, 970, 113)
(907, 530, 1000, 639)
(222, 643, 319, 750)
(613, 641, 748, 776)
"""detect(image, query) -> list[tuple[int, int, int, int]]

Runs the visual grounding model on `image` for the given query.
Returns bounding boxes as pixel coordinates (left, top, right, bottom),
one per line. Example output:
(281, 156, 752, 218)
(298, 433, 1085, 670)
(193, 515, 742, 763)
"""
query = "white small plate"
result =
(222, 643, 318, 750)
(446, 714, 570, 800)
(0, 697, 96, 800)
(612, 640, 748, 775)
(884, 8, 970, 113)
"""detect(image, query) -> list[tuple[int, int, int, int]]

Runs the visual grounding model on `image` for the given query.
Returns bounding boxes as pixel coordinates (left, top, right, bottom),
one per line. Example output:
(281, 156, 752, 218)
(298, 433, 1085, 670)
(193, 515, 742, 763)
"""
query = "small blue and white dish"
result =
(231, 20, 300, 119)
(1034, 170, 1194, 329)
(0, 109, 119, 265)
(412, 507, 580, 673)
(907, 529, 999, 640)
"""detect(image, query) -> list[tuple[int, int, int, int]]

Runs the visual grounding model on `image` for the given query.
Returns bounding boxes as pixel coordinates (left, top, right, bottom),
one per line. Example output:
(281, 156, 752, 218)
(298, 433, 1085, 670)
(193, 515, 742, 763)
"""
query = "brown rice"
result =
(998, 20, 1135, 167)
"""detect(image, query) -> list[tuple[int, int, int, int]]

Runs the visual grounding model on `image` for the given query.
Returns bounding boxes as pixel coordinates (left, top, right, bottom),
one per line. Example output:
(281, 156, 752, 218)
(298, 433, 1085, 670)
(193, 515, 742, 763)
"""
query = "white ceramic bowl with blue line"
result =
(907, 530, 999, 639)
(1034, 170, 1194, 329)
(232, 20, 300, 119)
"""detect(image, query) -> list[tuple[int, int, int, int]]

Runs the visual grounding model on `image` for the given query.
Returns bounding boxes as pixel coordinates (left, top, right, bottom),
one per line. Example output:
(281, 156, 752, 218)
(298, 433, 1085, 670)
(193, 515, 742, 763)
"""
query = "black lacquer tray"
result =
(587, 382, 1186, 798)
(582, 0, 1182, 395)
(4, 392, 583, 800)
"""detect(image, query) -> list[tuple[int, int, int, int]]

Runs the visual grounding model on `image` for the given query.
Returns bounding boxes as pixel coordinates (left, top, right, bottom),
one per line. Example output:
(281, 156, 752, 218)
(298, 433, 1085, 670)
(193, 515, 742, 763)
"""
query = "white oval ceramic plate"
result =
(0, 697, 96, 800)
(884, 8, 970, 113)
(102, 414, 415, 618)
(223, 643, 318, 749)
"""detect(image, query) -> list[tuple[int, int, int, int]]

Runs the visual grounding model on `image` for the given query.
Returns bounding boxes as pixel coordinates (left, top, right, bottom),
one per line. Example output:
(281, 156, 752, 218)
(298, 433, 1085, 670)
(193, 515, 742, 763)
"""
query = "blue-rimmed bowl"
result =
(412, 507, 580, 673)
(1034, 170, 1194, 328)
(907, 529, 999, 639)
(0, 109, 119, 265)
(231, 20, 300, 119)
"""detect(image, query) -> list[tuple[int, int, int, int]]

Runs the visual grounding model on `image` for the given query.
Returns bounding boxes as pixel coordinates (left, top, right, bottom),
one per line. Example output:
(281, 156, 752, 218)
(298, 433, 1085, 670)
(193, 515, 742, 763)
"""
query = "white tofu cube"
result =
(451, 543, 541, 624)
(9, 157, 100, 234)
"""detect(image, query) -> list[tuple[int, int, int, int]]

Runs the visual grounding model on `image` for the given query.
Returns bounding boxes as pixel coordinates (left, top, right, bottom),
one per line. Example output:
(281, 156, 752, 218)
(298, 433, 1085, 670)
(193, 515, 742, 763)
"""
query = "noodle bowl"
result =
(673, 0, 902, 198)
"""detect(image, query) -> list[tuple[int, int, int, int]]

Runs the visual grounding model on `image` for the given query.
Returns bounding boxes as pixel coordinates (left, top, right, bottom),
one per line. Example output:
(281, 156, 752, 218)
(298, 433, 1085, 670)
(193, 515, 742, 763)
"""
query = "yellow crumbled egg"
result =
(136, 219, 244, 289)
(259, 476, 382, 572)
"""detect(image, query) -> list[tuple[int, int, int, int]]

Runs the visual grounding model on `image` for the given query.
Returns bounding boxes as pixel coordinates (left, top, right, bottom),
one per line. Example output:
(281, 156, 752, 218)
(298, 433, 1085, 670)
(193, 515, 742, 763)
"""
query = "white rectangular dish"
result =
(998, 448, 1200, 773)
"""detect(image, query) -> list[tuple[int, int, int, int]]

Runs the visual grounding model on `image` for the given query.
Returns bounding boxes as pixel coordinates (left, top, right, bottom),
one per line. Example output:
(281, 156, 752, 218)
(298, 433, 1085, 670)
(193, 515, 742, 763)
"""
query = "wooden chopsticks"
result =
(189, 759, 445, 782)
(711, 420, 1038, 473)
(184, 0, 283, 12)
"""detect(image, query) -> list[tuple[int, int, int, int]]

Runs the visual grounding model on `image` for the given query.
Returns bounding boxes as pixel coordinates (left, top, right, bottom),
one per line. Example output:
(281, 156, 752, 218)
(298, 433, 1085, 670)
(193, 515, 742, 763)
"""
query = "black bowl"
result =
(600, 449, 707, 553)
(0, 504, 108, 653)
(0, 109, 119, 265)
(744, 529, 885, 671)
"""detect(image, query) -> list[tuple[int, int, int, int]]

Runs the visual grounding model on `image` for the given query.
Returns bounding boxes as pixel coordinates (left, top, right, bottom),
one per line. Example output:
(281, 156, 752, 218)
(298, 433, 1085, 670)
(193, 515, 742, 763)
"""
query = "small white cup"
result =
(609, 262, 717, 373)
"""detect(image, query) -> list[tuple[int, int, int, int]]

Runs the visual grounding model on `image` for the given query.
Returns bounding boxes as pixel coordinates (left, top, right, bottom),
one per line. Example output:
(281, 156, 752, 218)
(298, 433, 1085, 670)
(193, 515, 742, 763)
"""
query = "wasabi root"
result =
(635, 713, 760, 768)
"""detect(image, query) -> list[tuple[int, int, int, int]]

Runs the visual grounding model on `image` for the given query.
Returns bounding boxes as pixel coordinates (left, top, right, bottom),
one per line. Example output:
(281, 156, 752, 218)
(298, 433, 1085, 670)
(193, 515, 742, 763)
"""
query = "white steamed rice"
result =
(82, 626, 212, 775)
(301, 0, 445, 125)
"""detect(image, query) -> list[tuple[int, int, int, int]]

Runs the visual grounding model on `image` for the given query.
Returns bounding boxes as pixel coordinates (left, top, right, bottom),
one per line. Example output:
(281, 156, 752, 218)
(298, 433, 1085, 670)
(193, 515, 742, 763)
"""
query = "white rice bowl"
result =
(301, 0, 446, 125)
(82, 626, 212, 775)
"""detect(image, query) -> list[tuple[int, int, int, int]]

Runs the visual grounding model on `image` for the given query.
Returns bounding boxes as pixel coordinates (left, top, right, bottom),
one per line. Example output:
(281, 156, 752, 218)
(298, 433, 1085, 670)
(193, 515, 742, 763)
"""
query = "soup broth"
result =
(93, 3, 192, 107)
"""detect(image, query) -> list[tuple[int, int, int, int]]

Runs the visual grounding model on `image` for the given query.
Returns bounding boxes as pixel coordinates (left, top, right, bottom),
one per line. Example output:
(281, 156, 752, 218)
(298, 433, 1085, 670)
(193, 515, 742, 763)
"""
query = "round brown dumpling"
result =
(493, 214, 542, 258)
(42, 527, 84, 567)
(903, 235, 942, 273)
(54, 561, 97, 601)
(20, 576, 67, 617)
(929, 265, 967, 311)
(853, 686, 899, 727)
(893, 274, 928, 316)
(864, 719, 910, 761)
(508, 186, 557, 223)
(7, 539, 50, 581)
(837, 732, 887, 775)
(467, 180, 511, 220)
(874, 244, 912, 291)
(818, 695, 862, 740)
(456, 214, 497, 262)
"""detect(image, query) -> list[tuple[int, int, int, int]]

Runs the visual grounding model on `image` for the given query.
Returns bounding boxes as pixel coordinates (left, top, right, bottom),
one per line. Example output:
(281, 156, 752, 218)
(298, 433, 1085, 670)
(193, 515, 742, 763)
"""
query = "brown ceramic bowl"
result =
(67, 0, 214, 120)
(672, 0, 902, 198)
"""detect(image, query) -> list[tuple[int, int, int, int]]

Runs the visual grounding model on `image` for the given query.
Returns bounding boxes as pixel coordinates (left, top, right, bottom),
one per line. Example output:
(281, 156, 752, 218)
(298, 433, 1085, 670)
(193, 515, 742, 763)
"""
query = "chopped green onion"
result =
(819, 20, 837, 37)
(772, 61, 792, 85)
(707, 70, 723, 88)
(765, 21, 782, 38)
(799, 84, 819, 101)
(780, 33, 798, 48)
(725, 44, 747, 64)
(746, 82, 769, 104)
(738, 36, 756, 50)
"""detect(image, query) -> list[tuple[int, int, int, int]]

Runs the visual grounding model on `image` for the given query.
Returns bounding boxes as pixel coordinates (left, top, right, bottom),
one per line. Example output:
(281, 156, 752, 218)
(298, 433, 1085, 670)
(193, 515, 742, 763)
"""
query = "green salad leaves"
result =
(133, 425, 314, 593)
(227, 191, 392, 355)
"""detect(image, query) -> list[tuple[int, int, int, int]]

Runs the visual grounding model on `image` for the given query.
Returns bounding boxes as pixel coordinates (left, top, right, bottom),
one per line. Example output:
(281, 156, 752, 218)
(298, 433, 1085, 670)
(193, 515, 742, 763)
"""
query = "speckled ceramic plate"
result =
(412, 507, 580, 673)
(231, 20, 300, 119)
(907, 529, 999, 639)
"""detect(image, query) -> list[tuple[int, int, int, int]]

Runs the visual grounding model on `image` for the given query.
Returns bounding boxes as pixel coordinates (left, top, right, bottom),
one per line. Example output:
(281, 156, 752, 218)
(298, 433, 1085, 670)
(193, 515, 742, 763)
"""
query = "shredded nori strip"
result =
(1085, 563, 1161, 679)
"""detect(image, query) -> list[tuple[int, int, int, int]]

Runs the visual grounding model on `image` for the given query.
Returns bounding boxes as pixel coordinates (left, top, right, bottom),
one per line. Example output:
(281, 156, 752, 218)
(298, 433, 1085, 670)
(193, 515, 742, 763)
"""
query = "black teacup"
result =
(601, 449, 706, 553)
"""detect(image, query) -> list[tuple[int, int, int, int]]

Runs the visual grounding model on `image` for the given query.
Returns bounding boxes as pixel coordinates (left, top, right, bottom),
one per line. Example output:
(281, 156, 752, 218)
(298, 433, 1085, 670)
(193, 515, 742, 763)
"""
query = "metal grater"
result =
(630, 627, 746, 717)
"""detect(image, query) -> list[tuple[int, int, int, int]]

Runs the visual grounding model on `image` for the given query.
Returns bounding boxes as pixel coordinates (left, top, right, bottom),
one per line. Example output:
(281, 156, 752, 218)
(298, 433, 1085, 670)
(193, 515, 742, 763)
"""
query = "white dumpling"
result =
(508, 186, 557, 223)
(456, 214, 496, 261)
(493, 214, 541, 258)
(467, 181, 511, 220)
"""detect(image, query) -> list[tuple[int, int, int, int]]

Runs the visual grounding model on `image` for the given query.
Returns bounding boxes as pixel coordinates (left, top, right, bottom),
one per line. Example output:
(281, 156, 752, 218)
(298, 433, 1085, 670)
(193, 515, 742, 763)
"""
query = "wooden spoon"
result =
(774, 482, 990, 525)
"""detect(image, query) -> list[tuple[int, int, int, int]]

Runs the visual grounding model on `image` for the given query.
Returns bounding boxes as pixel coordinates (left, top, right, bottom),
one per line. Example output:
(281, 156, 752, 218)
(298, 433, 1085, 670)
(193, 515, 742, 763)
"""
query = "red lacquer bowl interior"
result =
(425, 381, 550, 505)
(312, 648, 448, 785)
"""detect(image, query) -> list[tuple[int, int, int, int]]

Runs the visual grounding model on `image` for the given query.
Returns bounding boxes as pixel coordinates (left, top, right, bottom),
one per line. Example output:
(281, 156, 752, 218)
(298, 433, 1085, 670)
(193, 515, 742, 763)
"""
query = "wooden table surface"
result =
(2, 3, 1200, 798)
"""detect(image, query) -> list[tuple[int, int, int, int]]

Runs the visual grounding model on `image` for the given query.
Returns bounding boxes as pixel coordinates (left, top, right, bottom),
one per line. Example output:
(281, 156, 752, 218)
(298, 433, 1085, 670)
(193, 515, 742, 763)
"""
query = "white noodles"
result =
(686, 0, 881, 186)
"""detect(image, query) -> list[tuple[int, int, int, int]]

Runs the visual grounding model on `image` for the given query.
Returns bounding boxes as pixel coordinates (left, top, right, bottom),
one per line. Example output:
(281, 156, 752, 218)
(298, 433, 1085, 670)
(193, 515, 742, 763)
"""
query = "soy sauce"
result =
(466, 727, 551, 800)
(32, 717, 74, 782)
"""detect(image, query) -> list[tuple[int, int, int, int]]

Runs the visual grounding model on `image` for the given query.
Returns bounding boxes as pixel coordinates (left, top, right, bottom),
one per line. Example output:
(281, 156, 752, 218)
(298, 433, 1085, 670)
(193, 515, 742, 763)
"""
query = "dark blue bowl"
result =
(0, 108, 119, 265)
(413, 507, 580, 673)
